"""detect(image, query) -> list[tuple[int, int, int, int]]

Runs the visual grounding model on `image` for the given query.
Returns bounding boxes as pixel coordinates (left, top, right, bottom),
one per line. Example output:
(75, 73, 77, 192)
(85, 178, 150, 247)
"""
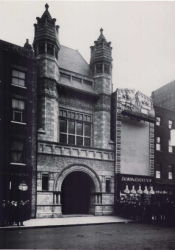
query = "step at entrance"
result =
(62, 214, 94, 218)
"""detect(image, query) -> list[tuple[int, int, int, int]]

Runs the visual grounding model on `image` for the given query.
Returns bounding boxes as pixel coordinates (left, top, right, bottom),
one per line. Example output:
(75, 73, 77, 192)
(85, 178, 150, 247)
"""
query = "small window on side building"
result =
(168, 140, 174, 153)
(12, 99, 25, 123)
(168, 120, 173, 129)
(156, 163, 161, 179)
(156, 117, 161, 126)
(168, 165, 173, 180)
(12, 70, 25, 87)
(11, 139, 25, 163)
(156, 137, 161, 151)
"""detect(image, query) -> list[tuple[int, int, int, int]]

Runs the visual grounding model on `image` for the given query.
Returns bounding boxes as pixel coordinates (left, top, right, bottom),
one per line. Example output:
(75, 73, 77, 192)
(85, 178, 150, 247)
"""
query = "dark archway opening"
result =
(61, 171, 94, 215)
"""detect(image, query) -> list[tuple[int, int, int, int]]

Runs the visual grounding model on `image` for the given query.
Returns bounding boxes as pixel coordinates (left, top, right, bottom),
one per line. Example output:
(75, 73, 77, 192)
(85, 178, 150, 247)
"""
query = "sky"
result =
(0, 1, 175, 97)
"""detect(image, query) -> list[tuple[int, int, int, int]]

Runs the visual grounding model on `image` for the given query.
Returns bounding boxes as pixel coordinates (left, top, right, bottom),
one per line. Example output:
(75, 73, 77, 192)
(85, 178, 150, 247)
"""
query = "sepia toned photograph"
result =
(0, 1, 175, 249)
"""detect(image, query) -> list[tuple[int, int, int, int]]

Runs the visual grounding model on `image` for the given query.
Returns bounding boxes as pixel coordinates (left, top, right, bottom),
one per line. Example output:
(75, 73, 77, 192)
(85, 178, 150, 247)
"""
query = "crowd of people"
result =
(116, 198, 175, 226)
(0, 200, 30, 227)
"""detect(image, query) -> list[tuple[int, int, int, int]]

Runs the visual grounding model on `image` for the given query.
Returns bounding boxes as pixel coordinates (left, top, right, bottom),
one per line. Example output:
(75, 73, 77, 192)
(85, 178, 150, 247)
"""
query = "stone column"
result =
(37, 172, 42, 191)
(94, 94, 111, 149)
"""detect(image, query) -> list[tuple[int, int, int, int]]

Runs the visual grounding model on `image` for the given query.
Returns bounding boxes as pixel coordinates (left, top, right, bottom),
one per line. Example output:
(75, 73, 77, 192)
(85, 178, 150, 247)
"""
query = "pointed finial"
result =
(45, 3, 49, 10)
(100, 28, 103, 34)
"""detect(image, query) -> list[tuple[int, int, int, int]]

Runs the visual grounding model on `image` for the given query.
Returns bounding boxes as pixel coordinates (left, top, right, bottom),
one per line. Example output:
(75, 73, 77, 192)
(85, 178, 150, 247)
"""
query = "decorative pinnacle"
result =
(100, 28, 103, 34)
(45, 3, 49, 10)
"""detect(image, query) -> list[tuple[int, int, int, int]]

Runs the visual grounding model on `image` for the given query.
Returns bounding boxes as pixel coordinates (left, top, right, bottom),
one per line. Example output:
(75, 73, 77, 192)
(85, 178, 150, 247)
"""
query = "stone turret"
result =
(90, 28, 113, 95)
(33, 4, 60, 142)
(90, 29, 113, 149)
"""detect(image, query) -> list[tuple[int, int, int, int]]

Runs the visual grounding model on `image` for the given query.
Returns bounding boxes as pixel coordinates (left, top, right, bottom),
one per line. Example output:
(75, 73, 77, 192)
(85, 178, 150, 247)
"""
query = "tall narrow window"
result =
(42, 174, 49, 191)
(156, 163, 161, 179)
(156, 117, 161, 126)
(12, 99, 25, 123)
(12, 70, 25, 87)
(168, 120, 173, 129)
(156, 137, 161, 151)
(106, 179, 110, 193)
(168, 140, 174, 153)
(11, 139, 25, 163)
(60, 119, 67, 144)
(168, 165, 173, 180)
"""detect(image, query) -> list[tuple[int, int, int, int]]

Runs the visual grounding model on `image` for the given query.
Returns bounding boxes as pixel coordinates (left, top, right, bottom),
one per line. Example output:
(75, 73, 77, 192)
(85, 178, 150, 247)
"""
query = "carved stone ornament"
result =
(38, 155, 114, 172)
(59, 94, 94, 111)
(95, 94, 111, 111)
(0, 171, 29, 177)
(38, 79, 58, 100)
(117, 89, 153, 113)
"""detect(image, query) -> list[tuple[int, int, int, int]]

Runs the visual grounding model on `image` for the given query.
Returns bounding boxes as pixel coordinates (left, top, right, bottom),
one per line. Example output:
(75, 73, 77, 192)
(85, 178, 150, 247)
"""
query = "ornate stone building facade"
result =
(32, 4, 155, 218)
(0, 4, 157, 220)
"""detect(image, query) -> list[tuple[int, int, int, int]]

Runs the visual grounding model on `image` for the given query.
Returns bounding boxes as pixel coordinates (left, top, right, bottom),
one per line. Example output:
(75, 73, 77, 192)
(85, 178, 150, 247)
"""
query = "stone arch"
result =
(54, 164, 101, 192)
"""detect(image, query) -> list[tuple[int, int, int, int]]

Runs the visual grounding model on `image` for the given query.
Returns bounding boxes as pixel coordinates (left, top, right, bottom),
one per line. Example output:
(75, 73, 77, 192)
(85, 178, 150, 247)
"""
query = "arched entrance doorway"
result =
(61, 171, 95, 214)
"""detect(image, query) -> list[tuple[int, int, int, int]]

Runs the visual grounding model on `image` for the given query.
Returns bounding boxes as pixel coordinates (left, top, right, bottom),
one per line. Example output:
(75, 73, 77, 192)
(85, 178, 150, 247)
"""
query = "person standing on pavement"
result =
(0, 200, 6, 226)
(18, 201, 25, 226)
(6, 201, 11, 226)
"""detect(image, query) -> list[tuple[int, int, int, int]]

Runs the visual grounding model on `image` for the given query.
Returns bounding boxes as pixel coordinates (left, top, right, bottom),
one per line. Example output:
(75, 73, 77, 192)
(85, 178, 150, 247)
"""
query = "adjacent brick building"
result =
(152, 80, 175, 111)
(153, 104, 175, 200)
(0, 39, 37, 218)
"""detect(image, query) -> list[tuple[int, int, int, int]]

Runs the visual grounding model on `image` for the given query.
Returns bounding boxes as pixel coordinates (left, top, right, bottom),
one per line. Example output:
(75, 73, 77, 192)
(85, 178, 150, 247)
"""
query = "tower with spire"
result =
(90, 29, 113, 149)
(33, 3, 60, 142)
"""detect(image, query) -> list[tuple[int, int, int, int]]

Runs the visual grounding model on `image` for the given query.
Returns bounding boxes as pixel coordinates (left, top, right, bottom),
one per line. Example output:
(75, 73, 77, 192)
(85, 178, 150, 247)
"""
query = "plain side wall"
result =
(121, 116, 150, 175)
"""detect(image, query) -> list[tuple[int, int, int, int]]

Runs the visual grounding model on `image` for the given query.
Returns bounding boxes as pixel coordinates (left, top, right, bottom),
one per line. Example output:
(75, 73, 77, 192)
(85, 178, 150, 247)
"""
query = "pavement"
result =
(0, 215, 133, 230)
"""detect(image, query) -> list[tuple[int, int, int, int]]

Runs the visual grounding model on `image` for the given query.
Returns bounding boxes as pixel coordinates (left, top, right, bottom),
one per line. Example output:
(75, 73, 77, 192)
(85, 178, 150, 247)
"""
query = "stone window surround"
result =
(93, 63, 111, 75)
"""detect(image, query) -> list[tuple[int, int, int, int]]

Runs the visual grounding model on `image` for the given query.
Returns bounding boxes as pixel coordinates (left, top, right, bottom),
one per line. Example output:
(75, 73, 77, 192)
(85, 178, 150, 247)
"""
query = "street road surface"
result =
(0, 223, 175, 249)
